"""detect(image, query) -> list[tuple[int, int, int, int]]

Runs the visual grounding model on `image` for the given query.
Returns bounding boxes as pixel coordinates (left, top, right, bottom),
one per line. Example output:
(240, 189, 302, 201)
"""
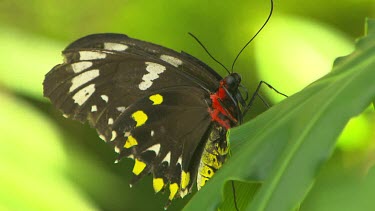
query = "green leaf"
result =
(0, 92, 98, 210)
(302, 152, 375, 211)
(0, 26, 62, 99)
(219, 181, 261, 211)
(367, 18, 375, 109)
(184, 19, 375, 211)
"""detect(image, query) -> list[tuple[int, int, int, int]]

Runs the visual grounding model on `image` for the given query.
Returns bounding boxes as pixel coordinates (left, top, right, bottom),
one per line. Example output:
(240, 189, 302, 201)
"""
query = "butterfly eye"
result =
(233, 73, 242, 84)
(224, 73, 241, 92)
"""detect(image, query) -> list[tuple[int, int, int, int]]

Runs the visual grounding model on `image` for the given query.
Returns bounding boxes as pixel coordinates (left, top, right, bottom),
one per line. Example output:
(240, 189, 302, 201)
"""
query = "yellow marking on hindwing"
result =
(132, 159, 146, 175)
(153, 178, 164, 193)
(181, 171, 190, 189)
(124, 135, 138, 148)
(169, 183, 179, 200)
(149, 94, 163, 105)
(198, 177, 209, 190)
(132, 110, 148, 127)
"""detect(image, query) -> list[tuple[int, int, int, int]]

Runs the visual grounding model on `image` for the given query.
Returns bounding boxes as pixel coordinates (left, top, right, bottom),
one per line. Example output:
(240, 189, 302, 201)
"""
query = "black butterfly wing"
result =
(43, 34, 221, 201)
(44, 33, 220, 140)
(109, 86, 212, 200)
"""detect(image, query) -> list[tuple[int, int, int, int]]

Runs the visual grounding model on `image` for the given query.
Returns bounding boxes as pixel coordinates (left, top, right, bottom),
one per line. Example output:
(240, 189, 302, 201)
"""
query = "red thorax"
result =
(209, 80, 238, 129)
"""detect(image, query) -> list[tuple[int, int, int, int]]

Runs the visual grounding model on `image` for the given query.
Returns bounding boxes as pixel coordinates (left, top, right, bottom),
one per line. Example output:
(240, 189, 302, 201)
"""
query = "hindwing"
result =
(109, 87, 212, 200)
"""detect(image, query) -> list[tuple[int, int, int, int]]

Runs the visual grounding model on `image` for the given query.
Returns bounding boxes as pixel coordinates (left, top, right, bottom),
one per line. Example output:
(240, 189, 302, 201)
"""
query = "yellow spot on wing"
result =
(132, 159, 146, 175)
(153, 178, 164, 193)
(181, 171, 190, 189)
(132, 110, 148, 127)
(124, 135, 138, 148)
(169, 183, 179, 200)
(149, 94, 163, 105)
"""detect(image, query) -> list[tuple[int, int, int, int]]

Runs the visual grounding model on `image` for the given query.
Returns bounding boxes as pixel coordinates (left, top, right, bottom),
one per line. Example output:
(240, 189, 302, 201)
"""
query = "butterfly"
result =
(42, 1, 282, 209)
(43, 33, 244, 207)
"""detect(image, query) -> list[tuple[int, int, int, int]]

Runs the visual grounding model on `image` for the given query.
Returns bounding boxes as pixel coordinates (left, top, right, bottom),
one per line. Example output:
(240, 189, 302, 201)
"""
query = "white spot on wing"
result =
(110, 130, 117, 141)
(71, 61, 93, 73)
(180, 189, 188, 198)
(139, 80, 152, 90)
(138, 80, 152, 90)
(101, 95, 109, 103)
(69, 69, 99, 92)
(114, 146, 120, 154)
(104, 42, 128, 51)
(72, 84, 95, 106)
(177, 156, 182, 167)
(162, 152, 171, 165)
(108, 118, 114, 125)
(91, 105, 97, 112)
(124, 131, 131, 137)
(116, 106, 126, 112)
(160, 55, 183, 67)
(79, 51, 106, 60)
(150, 130, 155, 137)
(139, 62, 166, 90)
(99, 134, 106, 142)
(145, 144, 161, 155)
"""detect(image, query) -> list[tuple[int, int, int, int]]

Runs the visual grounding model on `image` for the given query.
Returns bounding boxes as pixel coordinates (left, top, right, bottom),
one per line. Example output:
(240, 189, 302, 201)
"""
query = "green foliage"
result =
(185, 19, 375, 211)
(301, 151, 375, 211)
(0, 1, 374, 210)
(0, 92, 97, 210)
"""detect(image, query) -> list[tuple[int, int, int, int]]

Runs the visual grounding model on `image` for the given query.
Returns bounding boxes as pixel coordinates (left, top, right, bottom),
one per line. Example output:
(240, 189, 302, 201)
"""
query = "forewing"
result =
(65, 33, 222, 89)
(43, 33, 220, 141)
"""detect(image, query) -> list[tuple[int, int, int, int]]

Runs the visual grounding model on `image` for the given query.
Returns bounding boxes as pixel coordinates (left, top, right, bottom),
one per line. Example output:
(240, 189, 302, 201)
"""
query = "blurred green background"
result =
(0, 0, 374, 210)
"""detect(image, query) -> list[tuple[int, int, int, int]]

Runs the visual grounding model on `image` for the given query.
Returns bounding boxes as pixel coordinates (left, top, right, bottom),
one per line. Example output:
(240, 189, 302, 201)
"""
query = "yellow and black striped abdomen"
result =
(197, 125, 229, 190)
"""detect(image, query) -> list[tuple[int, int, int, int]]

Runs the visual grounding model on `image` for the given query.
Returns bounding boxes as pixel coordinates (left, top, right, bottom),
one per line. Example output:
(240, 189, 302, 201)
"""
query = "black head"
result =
(224, 73, 242, 93)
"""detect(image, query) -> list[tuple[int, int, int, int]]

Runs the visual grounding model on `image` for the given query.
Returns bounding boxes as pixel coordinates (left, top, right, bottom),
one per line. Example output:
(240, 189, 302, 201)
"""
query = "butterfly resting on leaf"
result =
(42, 33, 251, 208)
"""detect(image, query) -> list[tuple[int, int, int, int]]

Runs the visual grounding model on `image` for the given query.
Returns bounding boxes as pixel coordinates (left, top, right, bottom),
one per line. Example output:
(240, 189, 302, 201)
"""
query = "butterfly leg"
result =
(243, 80, 288, 115)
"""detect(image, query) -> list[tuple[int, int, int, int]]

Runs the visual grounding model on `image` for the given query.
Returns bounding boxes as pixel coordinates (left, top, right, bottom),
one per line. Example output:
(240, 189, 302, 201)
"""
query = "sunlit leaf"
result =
(184, 18, 375, 211)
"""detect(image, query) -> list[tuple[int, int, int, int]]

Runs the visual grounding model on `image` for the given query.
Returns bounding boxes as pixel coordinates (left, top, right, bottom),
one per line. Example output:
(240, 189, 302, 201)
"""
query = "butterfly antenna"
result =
(230, 0, 274, 73)
(188, 32, 231, 75)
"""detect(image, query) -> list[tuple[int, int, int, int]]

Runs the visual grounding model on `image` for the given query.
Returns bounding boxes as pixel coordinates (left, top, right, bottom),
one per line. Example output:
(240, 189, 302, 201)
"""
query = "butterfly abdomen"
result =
(197, 124, 229, 190)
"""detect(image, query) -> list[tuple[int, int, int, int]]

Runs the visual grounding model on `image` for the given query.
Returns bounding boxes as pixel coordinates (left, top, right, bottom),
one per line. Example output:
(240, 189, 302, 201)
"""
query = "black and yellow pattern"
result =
(197, 125, 229, 190)
(109, 87, 213, 201)
(43, 33, 244, 208)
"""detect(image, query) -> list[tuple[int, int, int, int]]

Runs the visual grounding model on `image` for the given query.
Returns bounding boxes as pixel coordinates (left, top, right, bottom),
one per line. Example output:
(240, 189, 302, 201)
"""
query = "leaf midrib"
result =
(252, 60, 364, 211)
